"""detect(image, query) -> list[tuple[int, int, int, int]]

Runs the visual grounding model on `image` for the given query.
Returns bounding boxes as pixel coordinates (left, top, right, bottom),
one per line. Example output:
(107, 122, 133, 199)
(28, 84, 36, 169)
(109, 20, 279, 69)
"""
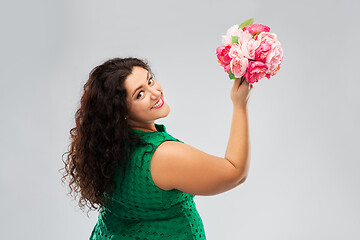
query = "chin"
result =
(160, 105, 170, 118)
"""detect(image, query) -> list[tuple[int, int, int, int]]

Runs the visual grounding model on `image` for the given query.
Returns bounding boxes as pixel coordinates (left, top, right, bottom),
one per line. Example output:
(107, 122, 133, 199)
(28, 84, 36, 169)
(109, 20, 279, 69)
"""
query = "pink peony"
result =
(222, 25, 244, 45)
(243, 24, 270, 35)
(256, 31, 277, 43)
(216, 20, 283, 81)
(255, 32, 283, 76)
(240, 35, 261, 60)
(267, 41, 283, 76)
(216, 45, 232, 73)
(228, 44, 243, 58)
(228, 30, 259, 60)
(254, 42, 273, 63)
(254, 32, 278, 64)
(216, 45, 232, 66)
(230, 56, 248, 78)
(224, 64, 230, 74)
(245, 61, 270, 83)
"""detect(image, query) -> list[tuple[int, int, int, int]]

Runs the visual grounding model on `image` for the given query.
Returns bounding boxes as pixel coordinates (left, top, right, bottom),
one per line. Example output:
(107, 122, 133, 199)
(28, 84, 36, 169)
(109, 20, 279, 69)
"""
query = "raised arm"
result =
(151, 78, 253, 196)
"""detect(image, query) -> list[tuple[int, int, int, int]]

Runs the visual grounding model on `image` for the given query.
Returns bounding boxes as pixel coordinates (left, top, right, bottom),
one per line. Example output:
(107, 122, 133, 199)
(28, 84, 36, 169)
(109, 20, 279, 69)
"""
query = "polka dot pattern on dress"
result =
(89, 124, 206, 240)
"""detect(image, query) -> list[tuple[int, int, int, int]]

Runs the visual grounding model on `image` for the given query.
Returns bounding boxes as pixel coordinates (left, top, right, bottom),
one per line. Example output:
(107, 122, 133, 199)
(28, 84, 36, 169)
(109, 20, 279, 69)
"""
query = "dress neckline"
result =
(129, 123, 166, 134)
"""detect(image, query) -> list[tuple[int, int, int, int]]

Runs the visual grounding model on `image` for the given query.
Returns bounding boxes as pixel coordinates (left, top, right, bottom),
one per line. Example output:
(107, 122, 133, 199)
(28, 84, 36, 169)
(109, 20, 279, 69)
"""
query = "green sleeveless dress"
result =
(89, 123, 206, 239)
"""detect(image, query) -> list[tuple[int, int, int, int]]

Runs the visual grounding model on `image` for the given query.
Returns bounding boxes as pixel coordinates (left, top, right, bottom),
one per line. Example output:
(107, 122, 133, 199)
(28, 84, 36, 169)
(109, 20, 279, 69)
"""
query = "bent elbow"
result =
(237, 176, 248, 185)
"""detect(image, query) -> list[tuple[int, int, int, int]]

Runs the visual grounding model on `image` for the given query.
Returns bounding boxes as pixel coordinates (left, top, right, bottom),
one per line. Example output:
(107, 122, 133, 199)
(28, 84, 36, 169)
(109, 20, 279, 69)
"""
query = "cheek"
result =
(128, 102, 148, 116)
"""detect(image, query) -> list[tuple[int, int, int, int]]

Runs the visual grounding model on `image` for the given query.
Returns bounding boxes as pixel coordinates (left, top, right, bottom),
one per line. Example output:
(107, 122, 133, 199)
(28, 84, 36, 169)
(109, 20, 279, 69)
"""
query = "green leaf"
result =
(228, 68, 236, 80)
(231, 36, 239, 44)
(239, 18, 254, 30)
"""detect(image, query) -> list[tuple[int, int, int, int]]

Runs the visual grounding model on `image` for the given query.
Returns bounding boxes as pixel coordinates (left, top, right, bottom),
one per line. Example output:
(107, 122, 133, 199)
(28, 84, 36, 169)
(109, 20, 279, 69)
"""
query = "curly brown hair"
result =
(61, 57, 152, 212)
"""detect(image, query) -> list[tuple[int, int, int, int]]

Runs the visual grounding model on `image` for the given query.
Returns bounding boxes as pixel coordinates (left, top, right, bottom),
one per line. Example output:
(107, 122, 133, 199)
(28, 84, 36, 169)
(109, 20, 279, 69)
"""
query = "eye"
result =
(136, 77, 154, 99)
(148, 77, 154, 85)
(136, 91, 143, 99)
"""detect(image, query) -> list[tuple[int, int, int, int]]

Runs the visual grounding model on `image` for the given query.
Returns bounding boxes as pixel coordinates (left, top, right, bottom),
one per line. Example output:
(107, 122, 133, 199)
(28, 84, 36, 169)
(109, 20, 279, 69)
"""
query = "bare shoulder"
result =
(150, 140, 245, 196)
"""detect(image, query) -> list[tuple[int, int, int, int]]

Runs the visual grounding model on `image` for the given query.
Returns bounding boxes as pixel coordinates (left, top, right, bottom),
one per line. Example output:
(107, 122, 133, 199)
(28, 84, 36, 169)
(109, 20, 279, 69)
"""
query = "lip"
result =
(152, 97, 164, 109)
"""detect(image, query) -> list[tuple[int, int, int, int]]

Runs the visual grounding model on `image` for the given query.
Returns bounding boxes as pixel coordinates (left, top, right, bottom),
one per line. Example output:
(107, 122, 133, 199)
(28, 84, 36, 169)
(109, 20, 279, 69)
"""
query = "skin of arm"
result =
(150, 105, 251, 196)
(224, 106, 251, 185)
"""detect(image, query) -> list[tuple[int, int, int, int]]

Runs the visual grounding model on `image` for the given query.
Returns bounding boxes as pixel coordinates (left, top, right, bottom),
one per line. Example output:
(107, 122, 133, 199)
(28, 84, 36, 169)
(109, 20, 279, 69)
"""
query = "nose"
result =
(149, 87, 161, 100)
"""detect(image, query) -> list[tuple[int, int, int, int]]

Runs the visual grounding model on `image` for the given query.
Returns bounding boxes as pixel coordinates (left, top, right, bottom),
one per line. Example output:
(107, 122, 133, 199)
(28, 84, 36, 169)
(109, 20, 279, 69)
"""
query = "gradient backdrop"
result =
(1, 0, 359, 239)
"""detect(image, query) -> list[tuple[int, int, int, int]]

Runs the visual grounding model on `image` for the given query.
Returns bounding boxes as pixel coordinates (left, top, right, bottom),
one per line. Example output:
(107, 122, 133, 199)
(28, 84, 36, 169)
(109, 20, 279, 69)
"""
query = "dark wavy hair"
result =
(61, 57, 151, 212)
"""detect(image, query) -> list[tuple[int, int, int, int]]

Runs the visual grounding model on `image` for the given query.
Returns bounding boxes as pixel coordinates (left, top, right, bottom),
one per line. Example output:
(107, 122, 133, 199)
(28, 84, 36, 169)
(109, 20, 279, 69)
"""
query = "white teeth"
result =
(152, 98, 162, 108)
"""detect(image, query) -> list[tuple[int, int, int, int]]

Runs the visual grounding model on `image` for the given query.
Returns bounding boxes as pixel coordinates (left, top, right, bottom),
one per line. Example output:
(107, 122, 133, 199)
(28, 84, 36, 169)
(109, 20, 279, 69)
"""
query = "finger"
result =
(234, 78, 241, 89)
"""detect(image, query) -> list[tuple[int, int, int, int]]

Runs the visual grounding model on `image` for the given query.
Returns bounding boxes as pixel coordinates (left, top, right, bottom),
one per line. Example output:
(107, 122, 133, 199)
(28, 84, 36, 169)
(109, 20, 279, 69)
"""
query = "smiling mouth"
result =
(152, 97, 164, 109)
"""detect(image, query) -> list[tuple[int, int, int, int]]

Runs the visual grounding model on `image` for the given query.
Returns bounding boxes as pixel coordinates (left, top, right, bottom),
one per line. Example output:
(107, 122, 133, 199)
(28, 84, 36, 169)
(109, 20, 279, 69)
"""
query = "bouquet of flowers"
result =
(216, 18, 283, 84)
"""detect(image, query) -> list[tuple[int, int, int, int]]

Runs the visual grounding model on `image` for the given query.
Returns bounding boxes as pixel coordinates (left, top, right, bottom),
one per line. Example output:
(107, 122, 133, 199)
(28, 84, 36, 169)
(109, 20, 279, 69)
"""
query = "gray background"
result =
(1, 0, 359, 239)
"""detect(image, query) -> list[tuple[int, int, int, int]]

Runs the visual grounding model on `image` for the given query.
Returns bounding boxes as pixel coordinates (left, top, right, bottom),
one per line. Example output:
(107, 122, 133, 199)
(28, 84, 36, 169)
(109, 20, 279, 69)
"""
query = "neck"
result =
(132, 126, 157, 132)
(128, 121, 157, 132)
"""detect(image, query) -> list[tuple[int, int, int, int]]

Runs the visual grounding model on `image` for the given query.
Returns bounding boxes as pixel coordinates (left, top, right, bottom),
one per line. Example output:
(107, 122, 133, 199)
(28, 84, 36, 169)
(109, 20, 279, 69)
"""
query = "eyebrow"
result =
(132, 72, 150, 97)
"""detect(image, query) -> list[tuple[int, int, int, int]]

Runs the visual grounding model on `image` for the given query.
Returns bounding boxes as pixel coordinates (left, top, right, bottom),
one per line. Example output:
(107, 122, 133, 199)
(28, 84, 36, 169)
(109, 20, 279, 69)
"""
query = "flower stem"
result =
(240, 76, 246, 85)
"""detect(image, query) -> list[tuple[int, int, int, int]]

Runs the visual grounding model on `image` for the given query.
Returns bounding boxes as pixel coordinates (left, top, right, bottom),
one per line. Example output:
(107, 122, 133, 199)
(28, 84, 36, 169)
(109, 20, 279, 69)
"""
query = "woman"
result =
(62, 57, 253, 239)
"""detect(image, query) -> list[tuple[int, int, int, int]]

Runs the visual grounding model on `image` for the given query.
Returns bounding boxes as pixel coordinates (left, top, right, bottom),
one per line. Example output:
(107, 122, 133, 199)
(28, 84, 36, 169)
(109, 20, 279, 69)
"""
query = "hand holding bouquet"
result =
(216, 18, 283, 84)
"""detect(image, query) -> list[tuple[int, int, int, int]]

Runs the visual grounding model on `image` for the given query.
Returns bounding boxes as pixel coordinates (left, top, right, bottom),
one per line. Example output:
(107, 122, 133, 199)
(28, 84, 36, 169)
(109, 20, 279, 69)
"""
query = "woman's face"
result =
(124, 66, 170, 130)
